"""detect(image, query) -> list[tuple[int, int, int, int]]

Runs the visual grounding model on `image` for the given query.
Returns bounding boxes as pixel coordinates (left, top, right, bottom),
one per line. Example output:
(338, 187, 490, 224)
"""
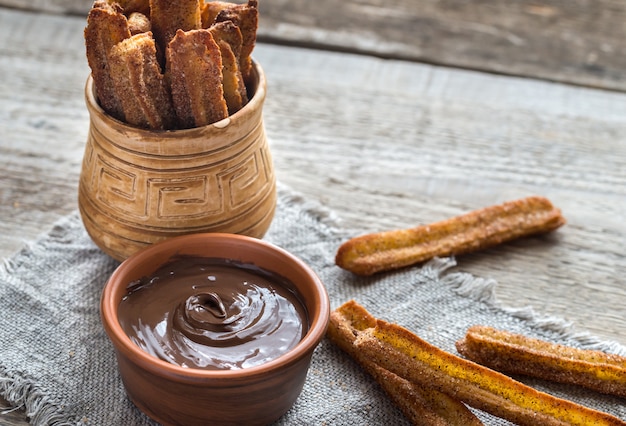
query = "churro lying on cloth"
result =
(327, 301, 483, 425)
(336, 196, 565, 275)
(331, 301, 625, 426)
(456, 325, 626, 399)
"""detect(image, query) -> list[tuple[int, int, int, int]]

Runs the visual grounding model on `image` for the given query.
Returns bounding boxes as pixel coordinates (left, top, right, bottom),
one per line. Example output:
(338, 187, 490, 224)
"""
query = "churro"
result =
(201, 1, 233, 28)
(149, 0, 202, 61)
(84, 1, 131, 121)
(353, 313, 625, 425)
(127, 12, 151, 35)
(166, 29, 228, 128)
(456, 325, 626, 399)
(328, 301, 483, 425)
(108, 0, 150, 16)
(209, 21, 248, 114)
(214, 0, 258, 81)
(336, 196, 566, 275)
(108, 32, 176, 130)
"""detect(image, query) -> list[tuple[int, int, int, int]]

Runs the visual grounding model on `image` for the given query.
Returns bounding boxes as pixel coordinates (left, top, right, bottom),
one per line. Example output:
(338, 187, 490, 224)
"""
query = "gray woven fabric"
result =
(1, 185, 625, 425)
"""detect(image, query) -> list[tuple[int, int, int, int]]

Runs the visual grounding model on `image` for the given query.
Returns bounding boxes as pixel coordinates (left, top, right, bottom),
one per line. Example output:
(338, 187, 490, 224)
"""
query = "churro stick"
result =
(336, 196, 566, 276)
(209, 21, 248, 114)
(84, 1, 131, 121)
(214, 0, 258, 81)
(108, 0, 150, 16)
(149, 0, 202, 61)
(355, 318, 626, 426)
(166, 29, 228, 128)
(201, 1, 233, 27)
(108, 32, 176, 130)
(328, 301, 483, 425)
(127, 12, 151, 35)
(456, 325, 626, 398)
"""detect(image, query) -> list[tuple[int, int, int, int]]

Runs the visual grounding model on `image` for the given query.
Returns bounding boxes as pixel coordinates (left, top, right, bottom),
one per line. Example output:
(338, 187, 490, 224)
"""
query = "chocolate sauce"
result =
(117, 257, 309, 370)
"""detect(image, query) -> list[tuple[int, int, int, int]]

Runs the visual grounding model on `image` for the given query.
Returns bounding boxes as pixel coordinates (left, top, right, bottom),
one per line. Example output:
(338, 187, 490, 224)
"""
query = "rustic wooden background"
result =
(1, 0, 625, 424)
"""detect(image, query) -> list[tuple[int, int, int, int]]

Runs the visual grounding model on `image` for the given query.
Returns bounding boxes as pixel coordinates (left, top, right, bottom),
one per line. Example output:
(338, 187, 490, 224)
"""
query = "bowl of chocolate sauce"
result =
(100, 233, 330, 426)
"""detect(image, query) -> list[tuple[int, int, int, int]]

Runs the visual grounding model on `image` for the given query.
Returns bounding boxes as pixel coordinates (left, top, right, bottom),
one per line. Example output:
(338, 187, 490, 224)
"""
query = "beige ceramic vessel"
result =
(78, 62, 275, 261)
(101, 233, 330, 426)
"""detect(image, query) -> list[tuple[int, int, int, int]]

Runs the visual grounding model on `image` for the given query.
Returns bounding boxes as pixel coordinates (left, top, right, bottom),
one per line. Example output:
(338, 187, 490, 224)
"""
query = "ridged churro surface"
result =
(336, 196, 566, 275)
(329, 301, 625, 426)
(457, 325, 626, 398)
(149, 0, 201, 60)
(84, 1, 131, 121)
(166, 29, 228, 128)
(327, 301, 483, 426)
(108, 32, 176, 130)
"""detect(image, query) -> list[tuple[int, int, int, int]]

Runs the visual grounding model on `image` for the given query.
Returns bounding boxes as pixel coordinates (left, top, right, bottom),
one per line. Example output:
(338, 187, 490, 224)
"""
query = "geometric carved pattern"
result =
(151, 175, 220, 219)
(224, 149, 264, 209)
(88, 144, 272, 222)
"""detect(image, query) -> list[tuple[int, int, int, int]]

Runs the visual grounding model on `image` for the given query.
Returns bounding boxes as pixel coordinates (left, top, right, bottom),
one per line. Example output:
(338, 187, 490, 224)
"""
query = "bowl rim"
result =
(101, 232, 330, 382)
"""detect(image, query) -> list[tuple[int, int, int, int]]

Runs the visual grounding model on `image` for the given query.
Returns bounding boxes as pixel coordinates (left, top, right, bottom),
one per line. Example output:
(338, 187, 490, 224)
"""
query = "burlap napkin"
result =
(1, 185, 624, 425)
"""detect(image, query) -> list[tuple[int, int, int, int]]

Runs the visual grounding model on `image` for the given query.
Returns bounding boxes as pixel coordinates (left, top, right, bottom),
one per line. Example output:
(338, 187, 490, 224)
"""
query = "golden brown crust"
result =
(149, 0, 202, 61)
(214, 0, 258, 81)
(354, 316, 625, 426)
(108, 0, 151, 16)
(127, 12, 151, 35)
(456, 325, 626, 398)
(166, 29, 228, 128)
(107, 32, 176, 130)
(84, 1, 131, 120)
(201, 1, 233, 28)
(327, 301, 483, 426)
(336, 196, 566, 275)
(209, 21, 248, 114)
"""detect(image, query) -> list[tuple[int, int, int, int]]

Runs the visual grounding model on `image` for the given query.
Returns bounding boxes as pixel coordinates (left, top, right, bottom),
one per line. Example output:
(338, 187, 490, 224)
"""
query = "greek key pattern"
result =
(86, 146, 273, 221)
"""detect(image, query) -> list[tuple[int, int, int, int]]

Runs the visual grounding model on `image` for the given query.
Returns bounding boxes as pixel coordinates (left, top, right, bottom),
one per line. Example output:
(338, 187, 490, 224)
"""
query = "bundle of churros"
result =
(84, 0, 258, 130)
(328, 300, 626, 425)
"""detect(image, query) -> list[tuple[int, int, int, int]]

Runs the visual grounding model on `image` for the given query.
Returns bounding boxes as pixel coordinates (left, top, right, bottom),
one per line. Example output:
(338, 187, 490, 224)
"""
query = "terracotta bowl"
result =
(101, 233, 330, 426)
(78, 61, 276, 261)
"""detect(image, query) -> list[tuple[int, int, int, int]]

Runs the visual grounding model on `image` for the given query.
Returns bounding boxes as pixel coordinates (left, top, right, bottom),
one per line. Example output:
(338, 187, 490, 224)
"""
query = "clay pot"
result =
(78, 62, 276, 261)
(101, 233, 330, 426)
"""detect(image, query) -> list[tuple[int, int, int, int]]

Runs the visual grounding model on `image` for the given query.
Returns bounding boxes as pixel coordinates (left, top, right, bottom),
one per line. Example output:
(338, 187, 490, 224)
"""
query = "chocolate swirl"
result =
(118, 257, 308, 370)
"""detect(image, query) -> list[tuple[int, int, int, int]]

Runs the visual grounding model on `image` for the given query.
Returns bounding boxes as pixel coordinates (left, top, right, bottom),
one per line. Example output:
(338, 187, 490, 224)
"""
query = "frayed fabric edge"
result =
(0, 368, 79, 426)
(1, 212, 83, 277)
(1, 215, 87, 425)
(420, 256, 626, 356)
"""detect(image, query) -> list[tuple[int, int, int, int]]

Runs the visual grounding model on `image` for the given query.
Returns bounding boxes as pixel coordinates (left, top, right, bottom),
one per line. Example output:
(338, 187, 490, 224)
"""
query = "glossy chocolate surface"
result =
(118, 256, 309, 370)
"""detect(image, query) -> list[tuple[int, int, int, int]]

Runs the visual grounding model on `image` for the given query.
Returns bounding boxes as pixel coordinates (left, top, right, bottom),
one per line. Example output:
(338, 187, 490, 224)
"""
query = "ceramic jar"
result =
(78, 62, 275, 261)
(100, 233, 330, 426)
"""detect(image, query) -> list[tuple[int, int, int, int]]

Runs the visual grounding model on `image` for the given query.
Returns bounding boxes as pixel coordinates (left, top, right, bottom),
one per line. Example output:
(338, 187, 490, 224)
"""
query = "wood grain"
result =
(3, 0, 626, 91)
(1, 5, 626, 425)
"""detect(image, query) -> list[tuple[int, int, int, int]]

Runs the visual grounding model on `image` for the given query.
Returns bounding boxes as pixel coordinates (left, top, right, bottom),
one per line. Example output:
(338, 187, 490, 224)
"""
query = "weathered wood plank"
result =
(260, 0, 626, 92)
(2, 0, 626, 91)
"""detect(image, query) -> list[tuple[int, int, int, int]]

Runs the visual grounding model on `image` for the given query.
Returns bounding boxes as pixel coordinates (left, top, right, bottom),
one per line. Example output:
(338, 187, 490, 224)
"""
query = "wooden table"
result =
(1, 1, 625, 423)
